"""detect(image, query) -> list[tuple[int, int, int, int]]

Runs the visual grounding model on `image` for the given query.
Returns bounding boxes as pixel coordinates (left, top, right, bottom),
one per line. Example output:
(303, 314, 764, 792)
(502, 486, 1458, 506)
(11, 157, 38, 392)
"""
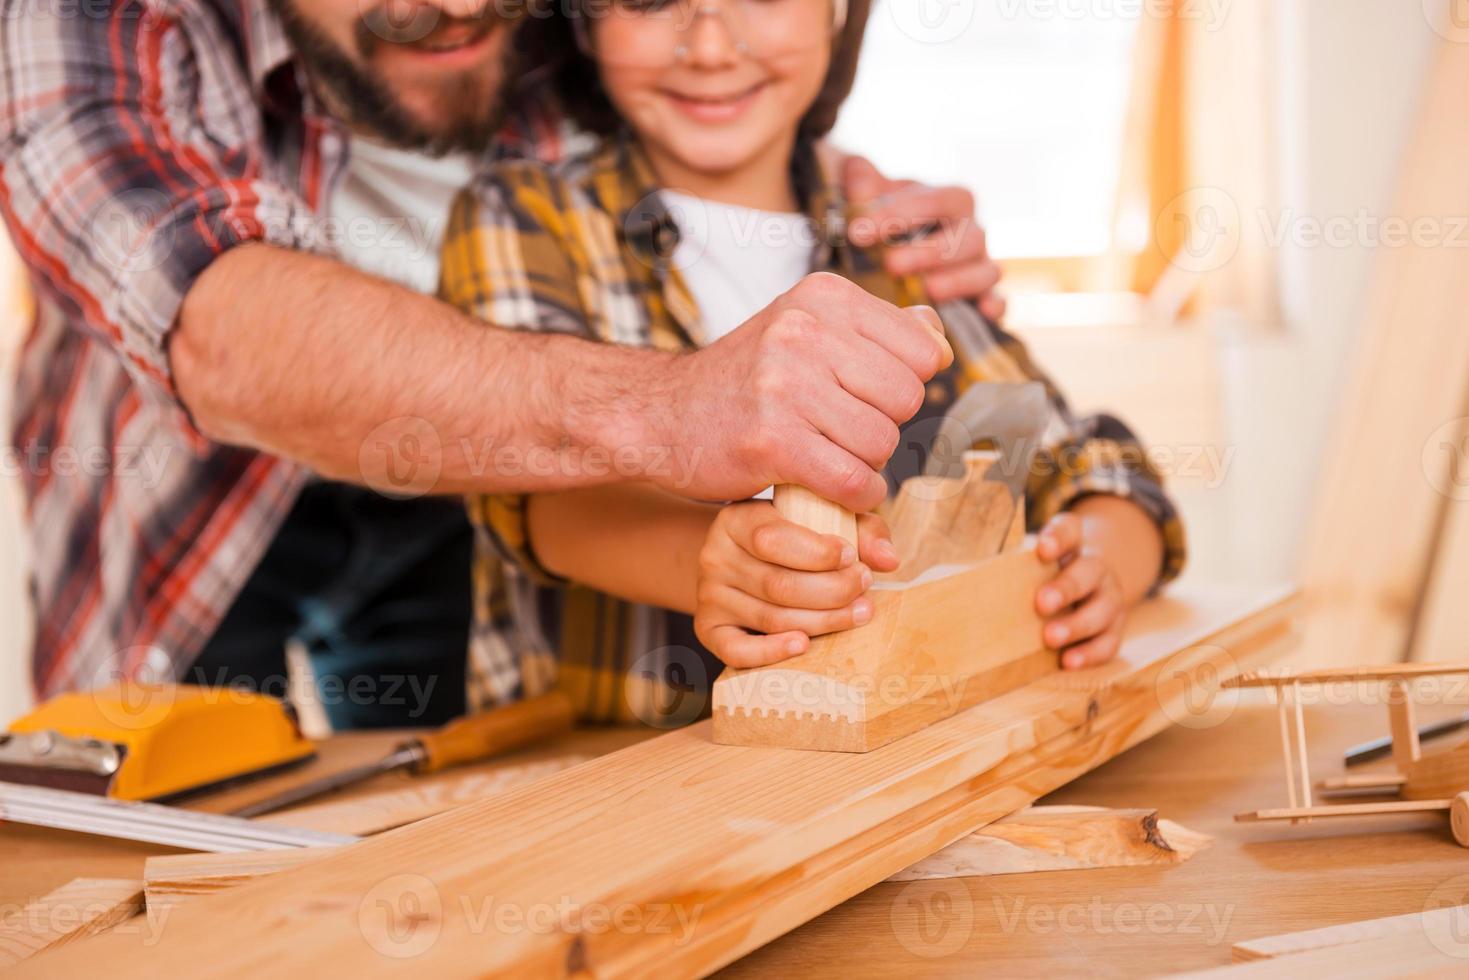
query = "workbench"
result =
(5, 697, 1464, 976)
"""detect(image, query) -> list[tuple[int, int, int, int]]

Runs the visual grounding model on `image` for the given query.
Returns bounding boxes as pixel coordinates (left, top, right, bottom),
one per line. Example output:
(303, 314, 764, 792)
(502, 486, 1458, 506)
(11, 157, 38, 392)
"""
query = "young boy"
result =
(440, 0, 1186, 724)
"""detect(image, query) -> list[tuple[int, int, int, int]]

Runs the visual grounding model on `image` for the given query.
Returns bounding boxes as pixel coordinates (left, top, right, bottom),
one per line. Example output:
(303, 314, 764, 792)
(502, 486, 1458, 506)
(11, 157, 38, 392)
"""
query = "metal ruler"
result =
(0, 781, 358, 852)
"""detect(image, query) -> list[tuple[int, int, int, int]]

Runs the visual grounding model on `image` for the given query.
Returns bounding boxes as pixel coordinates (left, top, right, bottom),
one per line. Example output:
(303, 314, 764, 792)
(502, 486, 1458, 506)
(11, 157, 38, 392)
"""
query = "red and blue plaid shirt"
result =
(0, 0, 568, 696)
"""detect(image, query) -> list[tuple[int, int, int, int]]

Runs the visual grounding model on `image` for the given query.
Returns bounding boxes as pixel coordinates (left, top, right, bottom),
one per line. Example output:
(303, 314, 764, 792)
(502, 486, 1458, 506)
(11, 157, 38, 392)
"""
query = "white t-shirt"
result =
(660, 189, 816, 343)
(329, 136, 476, 295)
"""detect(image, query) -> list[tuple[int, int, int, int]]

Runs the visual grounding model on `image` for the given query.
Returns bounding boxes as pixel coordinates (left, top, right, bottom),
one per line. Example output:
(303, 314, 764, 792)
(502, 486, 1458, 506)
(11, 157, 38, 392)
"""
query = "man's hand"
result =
(842, 156, 1005, 321)
(647, 273, 952, 513)
(1034, 496, 1166, 670)
(695, 502, 898, 669)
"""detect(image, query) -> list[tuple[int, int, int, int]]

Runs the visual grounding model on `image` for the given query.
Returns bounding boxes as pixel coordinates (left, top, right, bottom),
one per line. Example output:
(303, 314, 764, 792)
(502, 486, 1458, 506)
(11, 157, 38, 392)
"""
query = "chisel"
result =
(231, 690, 575, 817)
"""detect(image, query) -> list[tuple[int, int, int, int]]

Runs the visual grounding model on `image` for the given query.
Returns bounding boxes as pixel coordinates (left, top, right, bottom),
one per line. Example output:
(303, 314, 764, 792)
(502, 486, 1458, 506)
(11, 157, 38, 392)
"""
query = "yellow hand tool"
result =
(231, 690, 576, 817)
(0, 683, 315, 801)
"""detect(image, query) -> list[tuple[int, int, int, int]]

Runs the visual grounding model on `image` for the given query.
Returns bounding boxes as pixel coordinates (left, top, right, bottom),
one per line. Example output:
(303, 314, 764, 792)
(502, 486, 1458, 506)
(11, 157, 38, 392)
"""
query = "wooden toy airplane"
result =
(1226, 664, 1469, 846)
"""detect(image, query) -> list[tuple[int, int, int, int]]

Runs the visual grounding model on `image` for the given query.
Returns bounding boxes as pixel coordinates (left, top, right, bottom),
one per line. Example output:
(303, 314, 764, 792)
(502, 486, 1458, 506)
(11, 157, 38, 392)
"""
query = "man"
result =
(0, 0, 1004, 727)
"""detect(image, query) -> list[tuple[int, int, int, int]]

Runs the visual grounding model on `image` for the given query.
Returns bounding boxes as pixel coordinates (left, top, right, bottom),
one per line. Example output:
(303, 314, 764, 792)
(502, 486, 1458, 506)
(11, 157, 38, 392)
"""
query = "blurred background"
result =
(1, 0, 1462, 721)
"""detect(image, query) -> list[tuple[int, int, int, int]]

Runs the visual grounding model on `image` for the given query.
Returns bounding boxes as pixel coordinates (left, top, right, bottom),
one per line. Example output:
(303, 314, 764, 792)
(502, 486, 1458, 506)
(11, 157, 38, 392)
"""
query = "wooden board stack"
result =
(12, 583, 1297, 979)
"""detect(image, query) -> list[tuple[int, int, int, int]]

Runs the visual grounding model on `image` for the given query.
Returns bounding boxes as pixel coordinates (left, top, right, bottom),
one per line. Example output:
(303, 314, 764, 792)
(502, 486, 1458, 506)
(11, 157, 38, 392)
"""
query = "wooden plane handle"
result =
(774, 485, 858, 548)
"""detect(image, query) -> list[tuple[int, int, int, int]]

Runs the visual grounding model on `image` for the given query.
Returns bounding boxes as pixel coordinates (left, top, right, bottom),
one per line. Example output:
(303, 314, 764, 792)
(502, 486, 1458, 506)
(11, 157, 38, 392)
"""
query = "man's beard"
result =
(266, 0, 517, 156)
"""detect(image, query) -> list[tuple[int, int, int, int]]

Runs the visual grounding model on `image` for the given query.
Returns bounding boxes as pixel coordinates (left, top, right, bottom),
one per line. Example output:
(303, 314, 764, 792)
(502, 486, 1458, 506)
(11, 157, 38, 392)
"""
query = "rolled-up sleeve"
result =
(0, 0, 329, 408)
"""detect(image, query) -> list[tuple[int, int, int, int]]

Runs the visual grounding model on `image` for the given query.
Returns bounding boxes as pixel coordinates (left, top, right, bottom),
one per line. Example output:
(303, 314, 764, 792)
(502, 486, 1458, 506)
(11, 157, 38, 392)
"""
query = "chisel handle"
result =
(774, 485, 858, 547)
(414, 691, 576, 774)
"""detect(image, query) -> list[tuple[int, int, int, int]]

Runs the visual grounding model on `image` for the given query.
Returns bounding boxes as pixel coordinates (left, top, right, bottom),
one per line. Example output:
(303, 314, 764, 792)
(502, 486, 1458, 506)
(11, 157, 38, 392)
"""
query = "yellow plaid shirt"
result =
(440, 135, 1186, 726)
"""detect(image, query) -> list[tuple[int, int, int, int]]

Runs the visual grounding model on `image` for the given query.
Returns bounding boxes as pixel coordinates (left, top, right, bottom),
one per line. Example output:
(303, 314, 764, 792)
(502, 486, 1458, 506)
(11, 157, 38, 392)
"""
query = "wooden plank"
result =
(11, 584, 1297, 979)
(887, 804, 1210, 880)
(1225, 663, 1469, 688)
(1297, 35, 1469, 669)
(0, 878, 142, 969)
(255, 755, 588, 835)
(142, 849, 337, 930)
(1231, 905, 1468, 963)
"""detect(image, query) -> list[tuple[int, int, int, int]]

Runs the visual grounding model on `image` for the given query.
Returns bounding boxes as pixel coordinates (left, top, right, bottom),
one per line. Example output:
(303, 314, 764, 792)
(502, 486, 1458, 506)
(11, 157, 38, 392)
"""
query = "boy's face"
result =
(588, 1, 835, 187)
(269, 0, 521, 153)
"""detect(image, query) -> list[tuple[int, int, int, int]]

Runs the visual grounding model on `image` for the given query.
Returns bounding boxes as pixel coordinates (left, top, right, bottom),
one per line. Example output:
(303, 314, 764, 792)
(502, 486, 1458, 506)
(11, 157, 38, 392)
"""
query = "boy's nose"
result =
(679, 4, 747, 66)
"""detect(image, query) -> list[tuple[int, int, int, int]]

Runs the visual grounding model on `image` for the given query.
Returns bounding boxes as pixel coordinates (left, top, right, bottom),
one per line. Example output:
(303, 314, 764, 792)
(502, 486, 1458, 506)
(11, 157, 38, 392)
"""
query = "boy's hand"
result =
(695, 502, 899, 669)
(1034, 512, 1128, 670)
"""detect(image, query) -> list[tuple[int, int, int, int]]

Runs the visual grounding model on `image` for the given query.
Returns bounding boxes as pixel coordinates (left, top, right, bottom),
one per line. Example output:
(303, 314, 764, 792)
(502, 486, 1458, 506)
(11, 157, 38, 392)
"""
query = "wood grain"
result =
(887, 805, 1210, 881)
(143, 849, 338, 929)
(1403, 743, 1469, 801)
(0, 878, 143, 969)
(9, 585, 1297, 980)
(256, 755, 588, 835)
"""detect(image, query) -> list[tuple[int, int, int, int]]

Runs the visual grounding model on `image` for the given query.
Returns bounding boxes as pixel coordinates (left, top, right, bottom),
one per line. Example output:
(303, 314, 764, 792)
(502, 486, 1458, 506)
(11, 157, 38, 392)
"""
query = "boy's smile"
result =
(658, 80, 772, 125)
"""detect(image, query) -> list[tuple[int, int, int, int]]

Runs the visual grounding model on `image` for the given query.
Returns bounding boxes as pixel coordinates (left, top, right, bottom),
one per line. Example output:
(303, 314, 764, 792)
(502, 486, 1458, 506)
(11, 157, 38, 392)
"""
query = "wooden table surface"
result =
(5, 698, 1467, 977)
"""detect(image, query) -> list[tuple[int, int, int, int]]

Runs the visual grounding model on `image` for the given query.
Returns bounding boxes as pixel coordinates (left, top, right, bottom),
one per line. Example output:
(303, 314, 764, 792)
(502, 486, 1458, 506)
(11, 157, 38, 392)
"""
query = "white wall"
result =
(1216, 0, 1436, 583)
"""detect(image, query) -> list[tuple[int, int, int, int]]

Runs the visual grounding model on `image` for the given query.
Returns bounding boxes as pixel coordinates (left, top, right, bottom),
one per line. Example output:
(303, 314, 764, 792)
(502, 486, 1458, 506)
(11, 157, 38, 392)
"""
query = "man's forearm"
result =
(174, 244, 673, 494)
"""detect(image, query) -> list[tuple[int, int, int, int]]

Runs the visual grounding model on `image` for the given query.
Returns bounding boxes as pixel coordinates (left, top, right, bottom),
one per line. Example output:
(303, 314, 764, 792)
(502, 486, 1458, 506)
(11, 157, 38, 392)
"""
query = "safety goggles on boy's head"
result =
(573, 0, 851, 68)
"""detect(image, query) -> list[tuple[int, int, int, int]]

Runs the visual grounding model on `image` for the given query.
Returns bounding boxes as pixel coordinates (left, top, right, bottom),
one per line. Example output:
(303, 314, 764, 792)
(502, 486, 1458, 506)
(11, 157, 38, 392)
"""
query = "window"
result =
(834, 4, 1142, 260)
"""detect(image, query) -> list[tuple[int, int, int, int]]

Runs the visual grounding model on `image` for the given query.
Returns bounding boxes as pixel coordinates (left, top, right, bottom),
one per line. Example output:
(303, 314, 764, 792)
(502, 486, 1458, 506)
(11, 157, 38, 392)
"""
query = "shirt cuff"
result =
(468, 493, 567, 588)
(1030, 438, 1189, 591)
